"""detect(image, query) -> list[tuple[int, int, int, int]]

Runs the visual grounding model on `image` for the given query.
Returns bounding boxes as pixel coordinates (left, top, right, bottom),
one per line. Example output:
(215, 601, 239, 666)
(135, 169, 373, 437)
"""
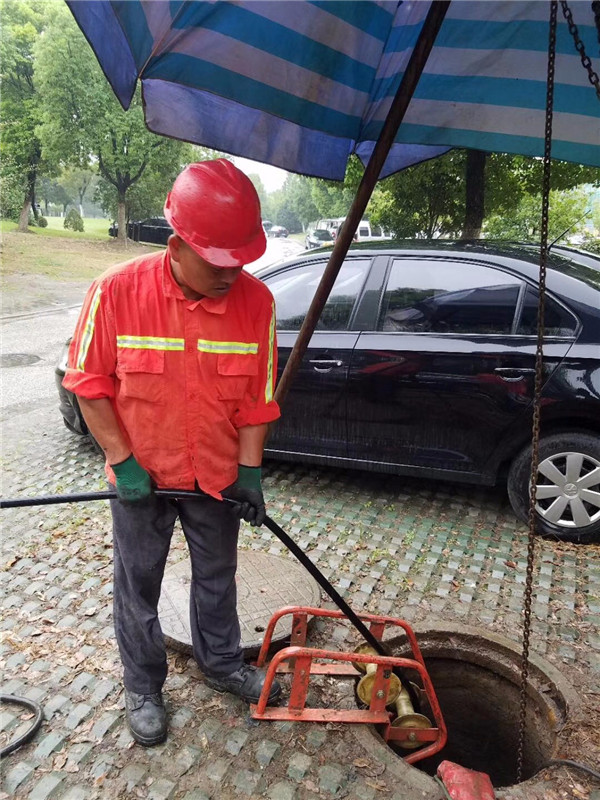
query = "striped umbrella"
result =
(67, 0, 600, 178)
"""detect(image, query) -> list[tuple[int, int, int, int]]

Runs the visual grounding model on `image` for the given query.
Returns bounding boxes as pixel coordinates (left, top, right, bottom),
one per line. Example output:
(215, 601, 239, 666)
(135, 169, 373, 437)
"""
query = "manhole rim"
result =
(350, 622, 580, 799)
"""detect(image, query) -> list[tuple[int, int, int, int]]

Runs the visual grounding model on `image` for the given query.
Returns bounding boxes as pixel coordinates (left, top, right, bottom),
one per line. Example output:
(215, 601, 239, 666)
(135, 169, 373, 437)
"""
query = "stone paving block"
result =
(268, 780, 297, 800)
(120, 762, 149, 791)
(225, 727, 249, 755)
(91, 711, 121, 739)
(255, 738, 280, 766)
(181, 792, 211, 800)
(64, 702, 93, 730)
(348, 782, 377, 800)
(42, 695, 70, 720)
(232, 768, 262, 796)
(32, 730, 67, 760)
(170, 706, 194, 729)
(26, 771, 66, 800)
(287, 752, 312, 781)
(2, 760, 36, 795)
(59, 787, 92, 800)
(88, 678, 117, 705)
(205, 757, 230, 782)
(146, 777, 177, 800)
(6, 652, 27, 669)
(318, 764, 348, 796)
(69, 672, 96, 695)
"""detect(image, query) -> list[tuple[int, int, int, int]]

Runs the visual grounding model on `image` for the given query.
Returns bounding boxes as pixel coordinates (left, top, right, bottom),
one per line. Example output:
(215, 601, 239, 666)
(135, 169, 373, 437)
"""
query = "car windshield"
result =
(314, 230, 333, 241)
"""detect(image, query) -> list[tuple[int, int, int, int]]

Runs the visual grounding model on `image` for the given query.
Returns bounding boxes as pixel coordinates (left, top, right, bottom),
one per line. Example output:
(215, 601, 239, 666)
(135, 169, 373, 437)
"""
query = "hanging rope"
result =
(516, 0, 558, 784)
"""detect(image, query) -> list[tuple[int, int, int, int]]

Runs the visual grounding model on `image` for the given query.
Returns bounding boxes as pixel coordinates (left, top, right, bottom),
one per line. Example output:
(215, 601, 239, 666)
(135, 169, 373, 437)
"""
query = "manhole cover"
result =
(159, 550, 321, 656)
(1, 353, 41, 367)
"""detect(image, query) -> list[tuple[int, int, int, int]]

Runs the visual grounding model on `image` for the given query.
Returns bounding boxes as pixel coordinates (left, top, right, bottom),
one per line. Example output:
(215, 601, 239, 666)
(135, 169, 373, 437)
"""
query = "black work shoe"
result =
(124, 690, 167, 746)
(205, 664, 281, 704)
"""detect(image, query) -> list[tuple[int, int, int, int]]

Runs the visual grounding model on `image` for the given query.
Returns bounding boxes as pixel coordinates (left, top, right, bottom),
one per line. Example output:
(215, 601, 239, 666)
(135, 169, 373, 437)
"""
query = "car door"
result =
(346, 257, 576, 479)
(263, 256, 372, 458)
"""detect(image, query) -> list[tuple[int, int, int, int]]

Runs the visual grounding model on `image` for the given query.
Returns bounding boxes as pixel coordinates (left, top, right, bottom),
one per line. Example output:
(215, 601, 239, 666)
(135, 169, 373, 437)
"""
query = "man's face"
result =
(168, 235, 243, 300)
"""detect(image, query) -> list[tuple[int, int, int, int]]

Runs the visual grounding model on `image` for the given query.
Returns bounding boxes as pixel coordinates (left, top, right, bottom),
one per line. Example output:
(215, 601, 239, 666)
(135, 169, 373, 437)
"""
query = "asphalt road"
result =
(0, 237, 304, 418)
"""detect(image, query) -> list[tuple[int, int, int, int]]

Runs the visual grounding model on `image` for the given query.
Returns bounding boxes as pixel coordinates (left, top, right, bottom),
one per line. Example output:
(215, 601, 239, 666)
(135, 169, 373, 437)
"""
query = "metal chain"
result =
(560, 0, 600, 99)
(516, 0, 557, 784)
(592, 0, 600, 44)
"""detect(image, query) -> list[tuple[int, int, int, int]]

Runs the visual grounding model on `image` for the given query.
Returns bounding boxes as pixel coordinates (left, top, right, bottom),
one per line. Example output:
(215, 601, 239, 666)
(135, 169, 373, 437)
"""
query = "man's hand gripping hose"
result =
(0, 487, 420, 711)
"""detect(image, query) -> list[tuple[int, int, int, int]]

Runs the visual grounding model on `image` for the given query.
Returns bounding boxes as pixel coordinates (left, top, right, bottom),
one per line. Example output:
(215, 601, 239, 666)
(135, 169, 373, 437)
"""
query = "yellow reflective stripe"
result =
(197, 339, 258, 355)
(265, 302, 276, 404)
(75, 285, 102, 371)
(116, 336, 184, 351)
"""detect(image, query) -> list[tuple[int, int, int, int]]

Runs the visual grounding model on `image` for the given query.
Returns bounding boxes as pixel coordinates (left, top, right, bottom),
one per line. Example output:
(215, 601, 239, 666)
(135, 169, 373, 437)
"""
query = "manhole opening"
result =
(369, 631, 571, 789)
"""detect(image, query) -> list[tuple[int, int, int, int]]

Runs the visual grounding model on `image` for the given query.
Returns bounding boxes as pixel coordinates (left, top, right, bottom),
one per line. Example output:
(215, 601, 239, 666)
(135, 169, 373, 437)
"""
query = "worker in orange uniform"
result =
(62, 161, 282, 747)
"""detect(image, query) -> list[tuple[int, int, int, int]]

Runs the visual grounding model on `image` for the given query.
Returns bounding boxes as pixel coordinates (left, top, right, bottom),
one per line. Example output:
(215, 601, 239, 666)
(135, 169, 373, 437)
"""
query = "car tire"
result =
(507, 432, 600, 544)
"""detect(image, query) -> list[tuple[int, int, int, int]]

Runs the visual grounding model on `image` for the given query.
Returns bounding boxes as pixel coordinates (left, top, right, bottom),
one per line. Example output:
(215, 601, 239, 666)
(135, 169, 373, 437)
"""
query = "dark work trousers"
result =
(110, 489, 244, 694)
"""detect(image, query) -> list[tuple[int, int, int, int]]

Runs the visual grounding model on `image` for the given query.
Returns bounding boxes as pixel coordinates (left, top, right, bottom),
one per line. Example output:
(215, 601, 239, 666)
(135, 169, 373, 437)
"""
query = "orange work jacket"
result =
(62, 250, 280, 497)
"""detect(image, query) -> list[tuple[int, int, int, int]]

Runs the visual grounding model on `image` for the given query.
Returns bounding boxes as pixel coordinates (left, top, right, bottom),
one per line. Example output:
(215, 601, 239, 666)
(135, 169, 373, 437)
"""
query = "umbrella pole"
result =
(274, 0, 451, 407)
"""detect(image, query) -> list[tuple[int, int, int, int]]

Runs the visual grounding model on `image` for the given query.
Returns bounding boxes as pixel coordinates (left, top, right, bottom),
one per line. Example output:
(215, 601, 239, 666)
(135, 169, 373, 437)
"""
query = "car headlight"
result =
(57, 339, 71, 374)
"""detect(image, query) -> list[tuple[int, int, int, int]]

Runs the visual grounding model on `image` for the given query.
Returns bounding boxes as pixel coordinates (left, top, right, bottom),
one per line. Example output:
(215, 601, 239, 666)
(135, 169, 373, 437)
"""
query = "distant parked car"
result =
(305, 228, 334, 249)
(268, 225, 288, 238)
(55, 241, 600, 543)
(108, 217, 172, 244)
(127, 217, 173, 245)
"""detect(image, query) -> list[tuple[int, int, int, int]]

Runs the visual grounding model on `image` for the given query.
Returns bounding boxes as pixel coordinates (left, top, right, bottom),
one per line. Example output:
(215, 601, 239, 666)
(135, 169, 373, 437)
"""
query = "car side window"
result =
(380, 260, 521, 335)
(265, 259, 371, 331)
(517, 286, 577, 336)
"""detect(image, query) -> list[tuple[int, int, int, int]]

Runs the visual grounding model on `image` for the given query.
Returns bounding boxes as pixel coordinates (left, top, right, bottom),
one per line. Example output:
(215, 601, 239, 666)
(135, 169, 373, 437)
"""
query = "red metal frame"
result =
(251, 606, 447, 764)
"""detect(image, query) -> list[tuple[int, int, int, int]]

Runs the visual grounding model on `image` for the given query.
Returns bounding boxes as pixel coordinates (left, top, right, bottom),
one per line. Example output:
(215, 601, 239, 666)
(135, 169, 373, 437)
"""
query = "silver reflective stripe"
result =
(117, 336, 184, 351)
(265, 301, 276, 403)
(75, 285, 102, 371)
(197, 339, 258, 355)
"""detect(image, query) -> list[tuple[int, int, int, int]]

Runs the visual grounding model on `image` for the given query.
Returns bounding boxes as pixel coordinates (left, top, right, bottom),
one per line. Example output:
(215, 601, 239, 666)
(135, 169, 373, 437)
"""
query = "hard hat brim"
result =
(164, 207, 267, 268)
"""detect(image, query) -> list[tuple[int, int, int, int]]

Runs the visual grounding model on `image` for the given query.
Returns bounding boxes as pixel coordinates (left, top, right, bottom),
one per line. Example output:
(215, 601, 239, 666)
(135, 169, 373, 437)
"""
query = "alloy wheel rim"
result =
(535, 451, 600, 528)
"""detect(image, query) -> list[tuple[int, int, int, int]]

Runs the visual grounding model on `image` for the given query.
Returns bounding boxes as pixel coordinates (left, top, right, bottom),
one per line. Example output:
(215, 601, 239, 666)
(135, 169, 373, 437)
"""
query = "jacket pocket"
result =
(216, 353, 258, 400)
(116, 349, 165, 402)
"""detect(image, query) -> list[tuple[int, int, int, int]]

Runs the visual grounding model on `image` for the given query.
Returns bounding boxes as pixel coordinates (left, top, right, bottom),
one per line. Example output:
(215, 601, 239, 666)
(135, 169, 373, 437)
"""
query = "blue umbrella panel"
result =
(67, 0, 600, 179)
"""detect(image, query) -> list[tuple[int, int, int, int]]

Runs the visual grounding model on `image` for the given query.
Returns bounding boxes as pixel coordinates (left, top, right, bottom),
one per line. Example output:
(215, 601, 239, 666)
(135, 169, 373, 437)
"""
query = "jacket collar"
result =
(162, 250, 229, 314)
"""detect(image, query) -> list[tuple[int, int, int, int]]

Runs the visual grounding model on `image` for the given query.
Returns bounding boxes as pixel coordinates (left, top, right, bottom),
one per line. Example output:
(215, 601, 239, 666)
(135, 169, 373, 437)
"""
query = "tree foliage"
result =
(368, 151, 599, 240)
(64, 208, 83, 232)
(34, 3, 189, 239)
(485, 187, 592, 242)
(0, 0, 50, 230)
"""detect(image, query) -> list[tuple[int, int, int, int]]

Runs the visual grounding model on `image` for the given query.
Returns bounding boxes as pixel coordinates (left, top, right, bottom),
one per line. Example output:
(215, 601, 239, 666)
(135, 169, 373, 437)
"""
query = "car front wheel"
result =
(507, 432, 600, 544)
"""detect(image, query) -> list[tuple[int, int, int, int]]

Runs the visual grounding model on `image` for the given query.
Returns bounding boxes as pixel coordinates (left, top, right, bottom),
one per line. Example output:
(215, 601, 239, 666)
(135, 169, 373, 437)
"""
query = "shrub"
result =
(64, 208, 84, 232)
(37, 216, 48, 228)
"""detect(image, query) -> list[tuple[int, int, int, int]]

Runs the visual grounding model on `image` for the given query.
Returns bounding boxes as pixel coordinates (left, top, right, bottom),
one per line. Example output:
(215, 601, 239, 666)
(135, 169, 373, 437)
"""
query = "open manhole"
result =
(351, 625, 579, 793)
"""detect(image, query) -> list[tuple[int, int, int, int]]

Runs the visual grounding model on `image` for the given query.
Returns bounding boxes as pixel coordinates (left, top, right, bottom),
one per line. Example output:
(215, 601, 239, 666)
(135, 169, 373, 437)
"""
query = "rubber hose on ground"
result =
(0, 695, 44, 757)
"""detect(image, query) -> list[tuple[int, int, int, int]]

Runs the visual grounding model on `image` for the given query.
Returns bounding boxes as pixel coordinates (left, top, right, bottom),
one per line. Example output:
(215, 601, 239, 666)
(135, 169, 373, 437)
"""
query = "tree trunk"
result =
(462, 150, 487, 240)
(18, 199, 31, 232)
(18, 171, 37, 232)
(117, 196, 127, 242)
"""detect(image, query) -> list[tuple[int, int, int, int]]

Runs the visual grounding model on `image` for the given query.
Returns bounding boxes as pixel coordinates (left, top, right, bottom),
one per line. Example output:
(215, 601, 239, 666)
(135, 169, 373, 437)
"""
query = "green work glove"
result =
(111, 454, 153, 504)
(222, 465, 265, 527)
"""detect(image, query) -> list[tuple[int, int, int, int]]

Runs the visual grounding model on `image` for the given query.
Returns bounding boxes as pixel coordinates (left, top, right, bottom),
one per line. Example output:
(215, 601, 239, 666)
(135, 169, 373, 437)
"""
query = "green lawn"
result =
(1, 216, 112, 241)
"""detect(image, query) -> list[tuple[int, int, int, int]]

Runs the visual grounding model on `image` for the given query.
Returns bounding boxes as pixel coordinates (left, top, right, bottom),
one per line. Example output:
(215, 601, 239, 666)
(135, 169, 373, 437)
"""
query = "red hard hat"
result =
(164, 159, 266, 267)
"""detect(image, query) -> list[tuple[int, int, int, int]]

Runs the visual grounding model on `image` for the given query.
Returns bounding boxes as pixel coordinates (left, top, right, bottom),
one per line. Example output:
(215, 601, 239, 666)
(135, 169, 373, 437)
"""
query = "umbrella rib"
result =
(138, 0, 193, 79)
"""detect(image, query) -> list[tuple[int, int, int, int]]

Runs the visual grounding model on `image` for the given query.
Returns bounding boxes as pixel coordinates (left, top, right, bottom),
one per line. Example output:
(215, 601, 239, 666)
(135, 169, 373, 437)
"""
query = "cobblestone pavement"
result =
(1, 400, 599, 800)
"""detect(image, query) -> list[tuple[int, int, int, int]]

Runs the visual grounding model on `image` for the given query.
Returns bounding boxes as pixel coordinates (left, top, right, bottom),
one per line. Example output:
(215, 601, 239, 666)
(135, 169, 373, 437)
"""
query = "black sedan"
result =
(56, 242, 600, 543)
(108, 217, 173, 245)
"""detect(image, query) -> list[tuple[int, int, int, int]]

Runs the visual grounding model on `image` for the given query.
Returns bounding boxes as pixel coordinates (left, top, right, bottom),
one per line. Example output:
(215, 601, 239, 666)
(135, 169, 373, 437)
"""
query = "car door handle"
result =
(309, 359, 343, 372)
(494, 367, 536, 381)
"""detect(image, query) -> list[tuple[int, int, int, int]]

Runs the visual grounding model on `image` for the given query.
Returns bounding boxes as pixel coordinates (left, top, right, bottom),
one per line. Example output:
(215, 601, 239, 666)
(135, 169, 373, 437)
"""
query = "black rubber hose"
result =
(0, 488, 420, 710)
(0, 695, 44, 757)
